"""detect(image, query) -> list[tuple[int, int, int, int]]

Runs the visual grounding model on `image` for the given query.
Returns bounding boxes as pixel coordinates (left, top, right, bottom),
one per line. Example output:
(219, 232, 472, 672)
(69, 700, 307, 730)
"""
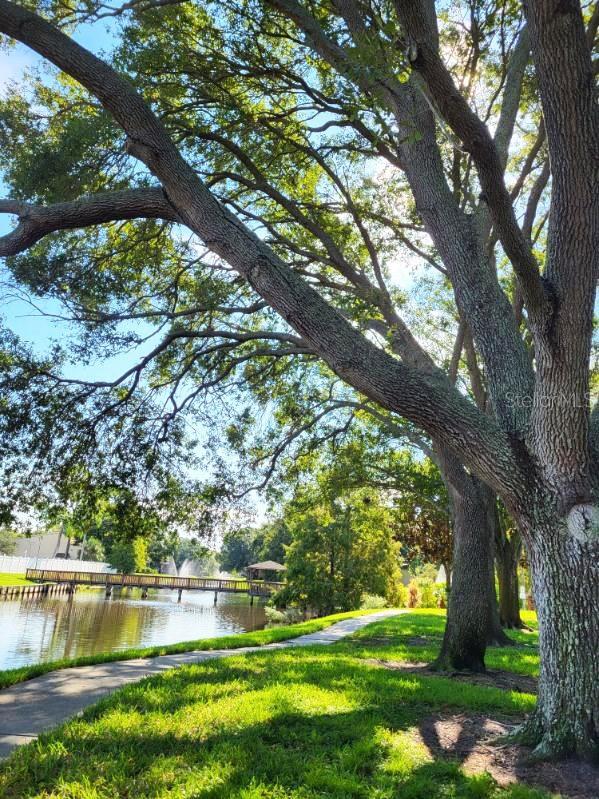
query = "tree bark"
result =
(511, 508, 599, 759)
(433, 477, 496, 672)
(486, 545, 514, 646)
(443, 563, 451, 596)
(495, 528, 524, 629)
(483, 489, 514, 646)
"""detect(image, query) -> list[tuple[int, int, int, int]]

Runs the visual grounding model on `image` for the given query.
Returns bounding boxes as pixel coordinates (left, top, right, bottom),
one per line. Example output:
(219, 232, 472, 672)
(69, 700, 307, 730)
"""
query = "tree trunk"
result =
(443, 562, 451, 604)
(433, 476, 495, 672)
(486, 552, 514, 646)
(511, 509, 599, 760)
(496, 529, 524, 629)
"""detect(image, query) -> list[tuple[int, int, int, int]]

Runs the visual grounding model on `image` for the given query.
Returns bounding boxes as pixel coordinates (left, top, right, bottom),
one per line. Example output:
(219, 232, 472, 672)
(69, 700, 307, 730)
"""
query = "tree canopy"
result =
(0, 0, 597, 759)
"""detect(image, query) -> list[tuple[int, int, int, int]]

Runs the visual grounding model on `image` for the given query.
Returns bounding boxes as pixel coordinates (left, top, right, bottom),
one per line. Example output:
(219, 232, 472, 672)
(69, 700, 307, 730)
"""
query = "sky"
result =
(0, 22, 251, 533)
(0, 24, 129, 380)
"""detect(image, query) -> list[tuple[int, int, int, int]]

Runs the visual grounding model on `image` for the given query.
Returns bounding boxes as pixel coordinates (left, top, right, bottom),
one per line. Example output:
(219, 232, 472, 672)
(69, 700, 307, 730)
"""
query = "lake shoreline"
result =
(0, 587, 267, 677)
(0, 608, 384, 690)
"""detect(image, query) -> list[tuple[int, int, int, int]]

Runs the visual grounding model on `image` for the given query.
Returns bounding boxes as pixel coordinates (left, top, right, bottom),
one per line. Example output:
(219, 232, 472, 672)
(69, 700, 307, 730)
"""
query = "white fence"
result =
(0, 554, 114, 574)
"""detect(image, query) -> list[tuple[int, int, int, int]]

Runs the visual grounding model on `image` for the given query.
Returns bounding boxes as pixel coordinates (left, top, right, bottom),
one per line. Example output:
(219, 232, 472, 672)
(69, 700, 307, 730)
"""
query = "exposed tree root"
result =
(494, 715, 599, 763)
(487, 629, 516, 647)
(431, 651, 486, 674)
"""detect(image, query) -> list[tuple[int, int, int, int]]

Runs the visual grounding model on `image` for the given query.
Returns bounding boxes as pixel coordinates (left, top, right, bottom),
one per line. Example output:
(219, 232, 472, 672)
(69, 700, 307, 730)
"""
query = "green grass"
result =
(0, 608, 385, 690)
(0, 612, 548, 799)
(340, 610, 540, 678)
(0, 572, 34, 586)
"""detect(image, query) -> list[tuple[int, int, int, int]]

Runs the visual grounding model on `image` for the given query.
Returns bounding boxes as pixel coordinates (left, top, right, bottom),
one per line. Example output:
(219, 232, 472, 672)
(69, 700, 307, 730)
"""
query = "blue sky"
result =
(0, 23, 131, 380)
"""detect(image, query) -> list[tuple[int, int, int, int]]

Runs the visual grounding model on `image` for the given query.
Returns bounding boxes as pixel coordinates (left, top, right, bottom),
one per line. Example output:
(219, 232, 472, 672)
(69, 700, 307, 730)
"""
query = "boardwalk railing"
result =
(25, 569, 284, 597)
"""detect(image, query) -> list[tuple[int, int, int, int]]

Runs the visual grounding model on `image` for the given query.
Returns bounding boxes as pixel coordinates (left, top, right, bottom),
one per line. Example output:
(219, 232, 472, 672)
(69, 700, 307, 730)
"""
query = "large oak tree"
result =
(0, 0, 597, 759)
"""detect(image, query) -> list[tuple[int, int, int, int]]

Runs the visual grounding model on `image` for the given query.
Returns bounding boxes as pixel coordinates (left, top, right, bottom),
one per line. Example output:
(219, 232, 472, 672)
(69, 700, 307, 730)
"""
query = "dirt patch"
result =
(413, 713, 599, 799)
(368, 658, 538, 694)
(352, 636, 396, 646)
(406, 636, 441, 646)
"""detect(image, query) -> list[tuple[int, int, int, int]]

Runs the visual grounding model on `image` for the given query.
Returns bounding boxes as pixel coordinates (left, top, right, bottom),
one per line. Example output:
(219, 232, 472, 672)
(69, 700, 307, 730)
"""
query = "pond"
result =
(0, 588, 267, 670)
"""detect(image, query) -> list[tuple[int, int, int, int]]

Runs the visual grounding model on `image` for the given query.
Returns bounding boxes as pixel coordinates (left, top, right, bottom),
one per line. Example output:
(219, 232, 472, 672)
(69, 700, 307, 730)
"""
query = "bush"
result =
(390, 581, 409, 608)
(360, 594, 388, 609)
(418, 581, 438, 608)
(264, 606, 288, 625)
(407, 578, 443, 608)
(408, 580, 420, 608)
(265, 605, 306, 626)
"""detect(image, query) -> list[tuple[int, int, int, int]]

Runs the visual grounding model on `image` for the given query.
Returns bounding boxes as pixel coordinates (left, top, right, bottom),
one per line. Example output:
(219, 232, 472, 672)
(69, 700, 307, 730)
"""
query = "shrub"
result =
(264, 605, 306, 626)
(360, 594, 388, 610)
(264, 606, 288, 625)
(406, 564, 445, 608)
(408, 580, 420, 608)
(418, 581, 438, 608)
(390, 581, 409, 608)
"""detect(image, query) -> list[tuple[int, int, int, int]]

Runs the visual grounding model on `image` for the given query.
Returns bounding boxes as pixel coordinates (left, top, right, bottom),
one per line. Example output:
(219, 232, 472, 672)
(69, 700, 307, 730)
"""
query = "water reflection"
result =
(0, 588, 267, 670)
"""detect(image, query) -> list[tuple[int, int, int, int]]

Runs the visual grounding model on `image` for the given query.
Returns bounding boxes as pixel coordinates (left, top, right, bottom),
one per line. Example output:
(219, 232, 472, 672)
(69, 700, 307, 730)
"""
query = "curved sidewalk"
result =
(0, 608, 401, 759)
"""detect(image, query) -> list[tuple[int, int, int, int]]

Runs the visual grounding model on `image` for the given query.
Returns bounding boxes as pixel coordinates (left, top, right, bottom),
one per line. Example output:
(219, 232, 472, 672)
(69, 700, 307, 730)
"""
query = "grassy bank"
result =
(0, 612, 547, 799)
(0, 608, 384, 690)
(0, 573, 34, 586)
(341, 609, 540, 677)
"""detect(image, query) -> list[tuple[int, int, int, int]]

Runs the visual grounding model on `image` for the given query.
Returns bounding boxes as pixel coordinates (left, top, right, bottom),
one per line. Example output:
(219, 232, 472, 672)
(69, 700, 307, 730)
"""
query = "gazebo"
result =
(246, 560, 286, 582)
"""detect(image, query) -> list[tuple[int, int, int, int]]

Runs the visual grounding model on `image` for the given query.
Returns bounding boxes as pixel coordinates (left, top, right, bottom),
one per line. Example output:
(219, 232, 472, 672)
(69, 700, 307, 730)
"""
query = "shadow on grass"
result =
(340, 613, 540, 681)
(0, 707, 545, 799)
(0, 648, 546, 799)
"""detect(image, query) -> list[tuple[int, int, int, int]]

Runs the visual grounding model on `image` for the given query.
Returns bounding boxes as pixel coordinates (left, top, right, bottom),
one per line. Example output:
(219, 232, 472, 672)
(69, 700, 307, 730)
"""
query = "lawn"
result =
(0, 611, 554, 799)
(340, 609, 540, 678)
(0, 573, 34, 586)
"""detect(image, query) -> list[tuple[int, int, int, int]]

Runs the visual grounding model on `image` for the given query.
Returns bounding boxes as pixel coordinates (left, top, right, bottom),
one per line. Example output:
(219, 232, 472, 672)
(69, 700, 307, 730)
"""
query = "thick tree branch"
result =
(448, 319, 466, 386)
(478, 26, 531, 248)
(0, 189, 179, 256)
(395, 0, 549, 323)
(0, 0, 528, 500)
(523, 0, 599, 489)
(270, 0, 534, 437)
(493, 26, 531, 170)
(524, 0, 599, 265)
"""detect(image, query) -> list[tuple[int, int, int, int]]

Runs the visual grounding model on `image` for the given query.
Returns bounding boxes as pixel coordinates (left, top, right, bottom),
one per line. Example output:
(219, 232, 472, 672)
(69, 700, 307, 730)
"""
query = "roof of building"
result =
(247, 560, 286, 571)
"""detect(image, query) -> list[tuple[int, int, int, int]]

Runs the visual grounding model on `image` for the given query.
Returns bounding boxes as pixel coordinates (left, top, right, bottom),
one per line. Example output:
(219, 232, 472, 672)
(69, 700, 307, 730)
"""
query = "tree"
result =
(495, 504, 525, 629)
(220, 527, 260, 572)
(0, 0, 506, 672)
(172, 537, 218, 574)
(109, 536, 148, 573)
(244, 408, 508, 649)
(79, 534, 105, 562)
(0, 0, 597, 758)
(220, 521, 291, 572)
(251, 520, 291, 566)
(389, 456, 453, 590)
(0, 527, 18, 555)
(280, 484, 401, 613)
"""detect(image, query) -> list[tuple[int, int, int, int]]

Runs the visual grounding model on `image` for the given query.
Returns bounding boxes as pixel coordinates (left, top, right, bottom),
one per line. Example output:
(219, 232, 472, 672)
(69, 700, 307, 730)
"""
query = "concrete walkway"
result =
(0, 608, 401, 759)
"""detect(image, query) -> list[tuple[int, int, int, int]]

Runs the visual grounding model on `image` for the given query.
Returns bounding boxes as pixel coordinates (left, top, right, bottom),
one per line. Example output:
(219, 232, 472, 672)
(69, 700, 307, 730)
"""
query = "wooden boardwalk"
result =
(26, 569, 284, 601)
(0, 582, 77, 600)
